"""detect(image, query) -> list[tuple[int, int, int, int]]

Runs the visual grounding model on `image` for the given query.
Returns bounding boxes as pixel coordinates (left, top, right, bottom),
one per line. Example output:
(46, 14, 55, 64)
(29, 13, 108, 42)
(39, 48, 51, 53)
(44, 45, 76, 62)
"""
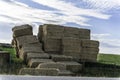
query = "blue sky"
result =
(0, 0, 120, 54)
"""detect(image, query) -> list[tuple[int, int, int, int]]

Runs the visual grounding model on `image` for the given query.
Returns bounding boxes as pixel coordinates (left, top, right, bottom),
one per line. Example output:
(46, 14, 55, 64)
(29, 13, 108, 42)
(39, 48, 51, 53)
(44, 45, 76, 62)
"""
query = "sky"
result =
(0, 0, 120, 54)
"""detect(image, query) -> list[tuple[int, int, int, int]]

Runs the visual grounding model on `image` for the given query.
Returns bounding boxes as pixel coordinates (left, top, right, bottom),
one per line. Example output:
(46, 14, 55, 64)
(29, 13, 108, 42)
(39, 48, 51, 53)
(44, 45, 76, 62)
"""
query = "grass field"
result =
(0, 46, 24, 63)
(0, 46, 16, 59)
(82, 53, 120, 77)
(98, 54, 120, 65)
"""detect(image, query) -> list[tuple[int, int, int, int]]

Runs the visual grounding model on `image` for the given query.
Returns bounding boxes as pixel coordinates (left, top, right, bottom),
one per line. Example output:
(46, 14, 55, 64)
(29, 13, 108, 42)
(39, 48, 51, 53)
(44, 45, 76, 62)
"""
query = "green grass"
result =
(0, 46, 23, 63)
(0, 47, 16, 59)
(0, 46, 25, 74)
(98, 53, 120, 65)
(81, 53, 120, 77)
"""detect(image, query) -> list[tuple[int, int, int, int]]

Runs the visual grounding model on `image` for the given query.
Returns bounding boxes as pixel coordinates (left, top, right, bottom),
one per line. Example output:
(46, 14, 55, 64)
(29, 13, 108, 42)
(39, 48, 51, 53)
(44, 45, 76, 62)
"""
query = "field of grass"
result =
(97, 54, 120, 65)
(0, 46, 23, 63)
(0, 46, 16, 59)
(81, 53, 120, 77)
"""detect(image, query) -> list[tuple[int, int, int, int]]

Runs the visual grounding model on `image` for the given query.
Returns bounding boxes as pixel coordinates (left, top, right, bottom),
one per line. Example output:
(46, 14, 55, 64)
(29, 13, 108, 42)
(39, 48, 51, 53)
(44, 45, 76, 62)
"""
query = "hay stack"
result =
(12, 24, 33, 38)
(11, 24, 44, 61)
(26, 53, 49, 62)
(57, 61, 82, 73)
(79, 28, 90, 39)
(62, 37, 81, 60)
(38, 24, 64, 54)
(50, 54, 73, 62)
(64, 27, 79, 38)
(19, 68, 59, 76)
(80, 40, 99, 62)
(43, 38, 62, 53)
(28, 59, 54, 68)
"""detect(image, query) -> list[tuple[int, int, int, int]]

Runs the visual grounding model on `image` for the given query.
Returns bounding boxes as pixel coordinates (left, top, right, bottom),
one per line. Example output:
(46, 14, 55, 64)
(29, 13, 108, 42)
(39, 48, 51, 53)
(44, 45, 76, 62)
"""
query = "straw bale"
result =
(50, 54, 73, 62)
(80, 40, 99, 48)
(64, 27, 79, 38)
(79, 28, 90, 39)
(44, 38, 62, 53)
(26, 53, 49, 62)
(16, 35, 39, 48)
(12, 24, 33, 37)
(19, 68, 59, 76)
(37, 62, 66, 70)
(57, 61, 82, 72)
(28, 59, 54, 68)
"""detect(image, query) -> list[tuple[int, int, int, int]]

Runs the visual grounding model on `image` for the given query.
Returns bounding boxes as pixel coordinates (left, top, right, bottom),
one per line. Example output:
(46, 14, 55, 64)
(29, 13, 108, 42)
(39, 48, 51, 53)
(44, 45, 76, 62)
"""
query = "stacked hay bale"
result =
(61, 26, 99, 62)
(79, 40, 99, 62)
(37, 24, 99, 71)
(12, 24, 33, 58)
(79, 29, 90, 39)
(12, 24, 74, 76)
(37, 24, 83, 74)
(11, 24, 99, 76)
(11, 24, 46, 63)
(38, 24, 64, 54)
(62, 37, 81, 60)
(62, 27, 81, 61)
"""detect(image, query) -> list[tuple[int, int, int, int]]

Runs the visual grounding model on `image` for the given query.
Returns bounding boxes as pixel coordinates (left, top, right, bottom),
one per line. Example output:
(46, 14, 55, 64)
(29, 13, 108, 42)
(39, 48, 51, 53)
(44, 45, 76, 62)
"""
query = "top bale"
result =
(42, 24, 64, 38)
(79, 28, 90, 39)
(64, 27, 79, 38)
(12, 24, 33, 37)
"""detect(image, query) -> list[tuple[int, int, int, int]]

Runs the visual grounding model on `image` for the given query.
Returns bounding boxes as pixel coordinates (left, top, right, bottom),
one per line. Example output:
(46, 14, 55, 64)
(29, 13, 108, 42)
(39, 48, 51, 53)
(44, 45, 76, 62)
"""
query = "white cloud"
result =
(0, 0, 66, 25)
(32, 0, 110, 19)
(0, 0, 111, 27)
(82, 0, 120, 11)
(92, 33, 120, 54)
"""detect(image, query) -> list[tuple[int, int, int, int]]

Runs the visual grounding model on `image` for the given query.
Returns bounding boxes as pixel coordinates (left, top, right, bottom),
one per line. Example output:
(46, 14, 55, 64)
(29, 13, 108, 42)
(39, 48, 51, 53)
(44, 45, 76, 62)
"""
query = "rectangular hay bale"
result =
(50, 54, 73, 62)
(37, 62, 66, 70)
(28, 59, 54, 68)
(19, 46, 43, 60)
(62, 38, 81, 55)
(26, 53, 50, 62)
(80, 40, 99, 48)
(12, 24, 33, 37)
(82, 48, 99, 53)
(57, 61, 82, 73)
(16, 35, 39, 48)
(19, 68, 59, 76)
(79, 28, 90, 39)
(44, 38, 62, 53)
(64, 27, 79, 38)
(43, 24, 64, 38)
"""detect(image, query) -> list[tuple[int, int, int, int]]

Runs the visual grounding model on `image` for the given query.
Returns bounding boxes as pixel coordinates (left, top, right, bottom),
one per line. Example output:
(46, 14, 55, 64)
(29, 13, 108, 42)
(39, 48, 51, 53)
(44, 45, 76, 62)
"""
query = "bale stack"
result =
(11, 24, 44, 62)
(12, 24, 33, 58)
(62, 37, 81, 60)
(79, 29, 90, 39)
(64, 27, 79, 38)
(11, 24, 100, 76)
(37, 24, 99, 62)
(38, 24, 64, 54)
(19, 68, 59, 76)
(79, 40, 99, 62)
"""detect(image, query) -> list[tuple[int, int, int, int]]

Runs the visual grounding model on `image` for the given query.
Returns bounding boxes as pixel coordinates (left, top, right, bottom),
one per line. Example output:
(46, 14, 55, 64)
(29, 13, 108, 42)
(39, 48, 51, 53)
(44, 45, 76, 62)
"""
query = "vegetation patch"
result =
(98, 54, 120, 65)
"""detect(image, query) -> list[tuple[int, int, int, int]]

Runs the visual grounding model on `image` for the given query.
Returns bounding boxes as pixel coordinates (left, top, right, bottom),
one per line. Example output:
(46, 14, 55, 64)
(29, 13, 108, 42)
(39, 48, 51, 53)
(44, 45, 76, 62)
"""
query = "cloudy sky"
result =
(0, 0, 120, 54)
